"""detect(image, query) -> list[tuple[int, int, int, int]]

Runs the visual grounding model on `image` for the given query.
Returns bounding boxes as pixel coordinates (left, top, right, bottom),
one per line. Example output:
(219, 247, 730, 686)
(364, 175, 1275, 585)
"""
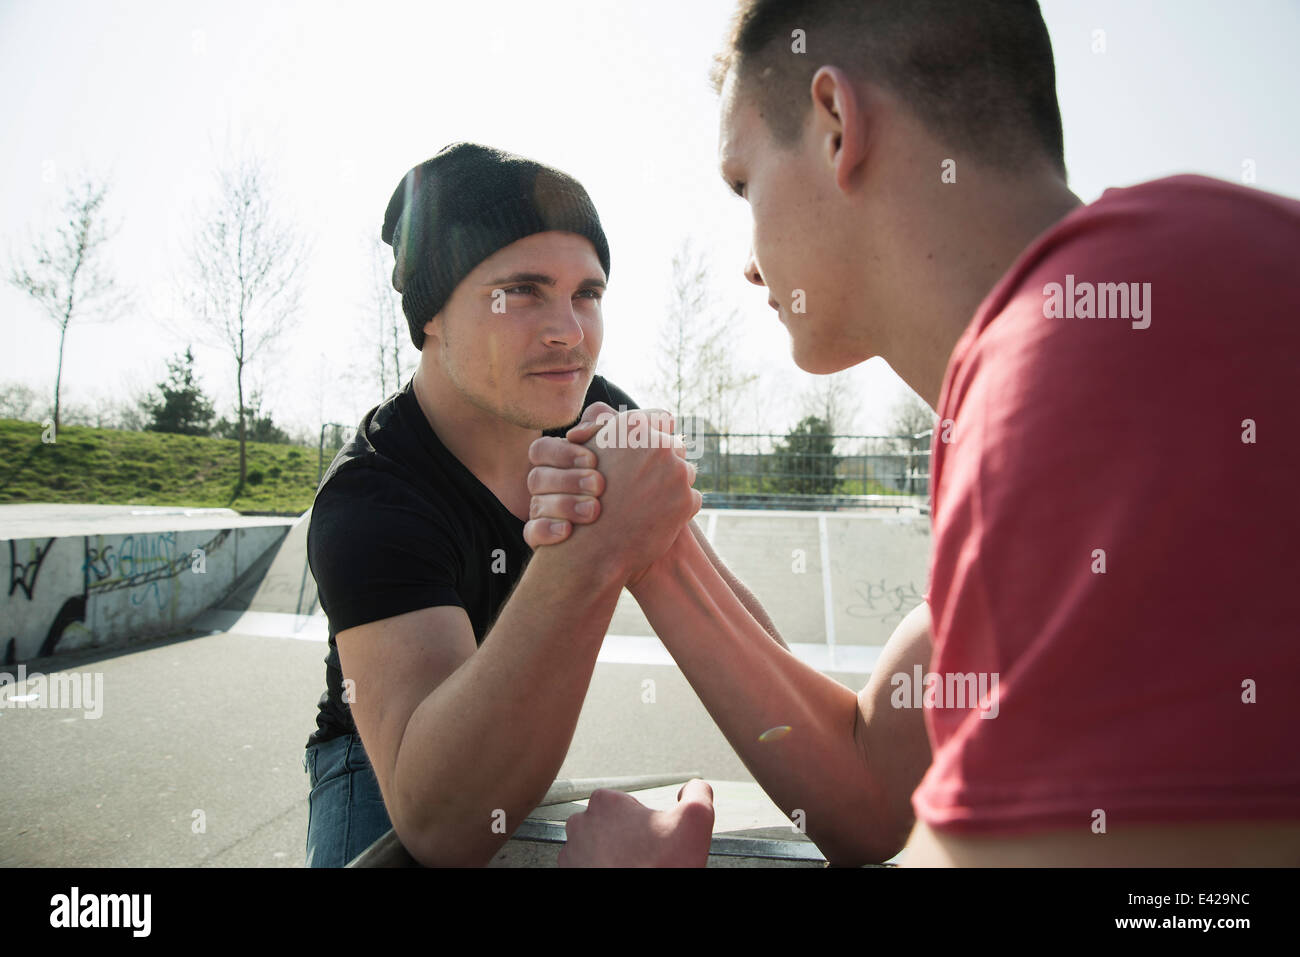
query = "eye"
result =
(575, 288, 603, 300)
(502, 284, 535, 296)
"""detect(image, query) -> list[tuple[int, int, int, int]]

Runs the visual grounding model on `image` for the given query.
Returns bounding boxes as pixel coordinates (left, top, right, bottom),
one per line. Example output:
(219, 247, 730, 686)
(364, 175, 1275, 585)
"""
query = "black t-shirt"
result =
(305, 374, 638, 749)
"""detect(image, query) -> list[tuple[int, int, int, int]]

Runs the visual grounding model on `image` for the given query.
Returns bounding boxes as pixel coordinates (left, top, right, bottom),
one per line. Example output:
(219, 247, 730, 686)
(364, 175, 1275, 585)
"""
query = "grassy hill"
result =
(0, 419, 335, 513)
(0, 418, 908, 514)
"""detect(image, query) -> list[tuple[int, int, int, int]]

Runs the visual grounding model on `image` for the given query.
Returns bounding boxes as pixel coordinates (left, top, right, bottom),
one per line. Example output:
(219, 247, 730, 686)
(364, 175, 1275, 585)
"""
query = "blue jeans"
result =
(304, 732, 393, 867)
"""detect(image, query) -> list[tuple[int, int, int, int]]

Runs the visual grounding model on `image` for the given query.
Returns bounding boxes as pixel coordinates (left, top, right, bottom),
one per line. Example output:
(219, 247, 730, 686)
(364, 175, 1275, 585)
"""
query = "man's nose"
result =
(743, 248, 765, 287)
(542, 301, 585, 347)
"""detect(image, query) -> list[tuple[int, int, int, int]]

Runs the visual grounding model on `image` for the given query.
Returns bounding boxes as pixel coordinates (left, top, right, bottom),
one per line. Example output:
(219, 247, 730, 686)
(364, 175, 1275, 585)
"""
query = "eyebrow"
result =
(482, 272, 606, 289)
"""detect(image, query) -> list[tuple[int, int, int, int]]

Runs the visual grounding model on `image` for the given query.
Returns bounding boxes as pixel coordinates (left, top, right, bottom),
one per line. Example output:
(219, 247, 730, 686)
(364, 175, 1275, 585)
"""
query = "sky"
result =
(2, 0, 1298, 438)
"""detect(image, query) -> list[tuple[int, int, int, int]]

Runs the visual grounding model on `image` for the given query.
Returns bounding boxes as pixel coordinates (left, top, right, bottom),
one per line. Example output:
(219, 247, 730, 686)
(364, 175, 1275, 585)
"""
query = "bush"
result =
(246, 469, 264, 486)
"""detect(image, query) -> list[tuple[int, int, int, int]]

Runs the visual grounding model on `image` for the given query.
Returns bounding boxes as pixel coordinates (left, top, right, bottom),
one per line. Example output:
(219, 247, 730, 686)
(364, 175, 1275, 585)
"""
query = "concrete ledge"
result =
(0, 504, 296, 538)
(3, 515, 293, 665)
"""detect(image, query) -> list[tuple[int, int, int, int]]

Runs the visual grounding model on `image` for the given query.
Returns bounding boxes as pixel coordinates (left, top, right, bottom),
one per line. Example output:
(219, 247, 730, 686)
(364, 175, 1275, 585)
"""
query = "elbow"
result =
(388, 779, 502, 867)
(387, 751, 550, 868)
(393, 776, 546, 867)
(818, 832, 908, 868)
(810, 802, 914, 867)
(397, 811, 505, 868)
(386, 745, 507, 867)
(823, 832, 909, 868)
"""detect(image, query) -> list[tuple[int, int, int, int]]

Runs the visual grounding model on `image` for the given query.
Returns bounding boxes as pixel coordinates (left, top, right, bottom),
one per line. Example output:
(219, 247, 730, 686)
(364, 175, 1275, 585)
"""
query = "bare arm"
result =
(525, 414, 932, 863)
(628, 532, 932, 864)
(339, 409, 698, 867)
(338, 550, 624, 867)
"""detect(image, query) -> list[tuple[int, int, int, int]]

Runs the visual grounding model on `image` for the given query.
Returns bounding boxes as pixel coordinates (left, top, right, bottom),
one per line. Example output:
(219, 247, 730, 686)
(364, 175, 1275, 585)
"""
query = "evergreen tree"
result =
(142, 347, 215, 435)
(771, 415, 839, 494)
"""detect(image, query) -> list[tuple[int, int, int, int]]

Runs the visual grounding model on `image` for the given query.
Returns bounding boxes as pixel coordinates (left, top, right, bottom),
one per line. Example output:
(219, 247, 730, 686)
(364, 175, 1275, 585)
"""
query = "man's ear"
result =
(810, 65, 870, 193)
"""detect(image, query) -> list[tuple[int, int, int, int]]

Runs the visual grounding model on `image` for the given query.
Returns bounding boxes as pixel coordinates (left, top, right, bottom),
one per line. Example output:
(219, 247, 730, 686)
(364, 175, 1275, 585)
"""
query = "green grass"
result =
(0, 419, 333, 514)
(0, 418, 913, 513)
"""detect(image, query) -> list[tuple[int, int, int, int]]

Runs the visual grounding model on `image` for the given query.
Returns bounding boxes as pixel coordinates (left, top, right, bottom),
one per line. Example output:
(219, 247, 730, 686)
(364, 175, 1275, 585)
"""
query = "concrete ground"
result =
(0, 506, 928, 867)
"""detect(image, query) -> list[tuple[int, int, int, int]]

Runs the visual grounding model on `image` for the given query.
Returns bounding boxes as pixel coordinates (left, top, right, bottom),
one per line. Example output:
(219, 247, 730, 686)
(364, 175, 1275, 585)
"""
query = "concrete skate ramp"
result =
(0, 505, 293, 664)
(219, 509, 317, 616)
(197, 506, 931, 662)
(189, 510, 323, 641)
(607, 508, 930, 673)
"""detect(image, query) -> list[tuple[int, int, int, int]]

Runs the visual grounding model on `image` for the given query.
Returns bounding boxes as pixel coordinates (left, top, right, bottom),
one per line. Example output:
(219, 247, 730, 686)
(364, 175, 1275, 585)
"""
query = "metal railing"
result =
(313, 423, 932, 507)
(685, 430, 932, 504)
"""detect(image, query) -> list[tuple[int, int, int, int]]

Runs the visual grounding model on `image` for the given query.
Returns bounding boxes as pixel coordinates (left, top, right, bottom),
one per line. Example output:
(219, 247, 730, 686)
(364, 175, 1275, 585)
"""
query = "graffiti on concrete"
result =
(84, 529, 230, 609)
(845, 578, 924, 626)
(9, 538, 56, 600)
(37, 594, 88, 660)
(3, 528, 239, 665)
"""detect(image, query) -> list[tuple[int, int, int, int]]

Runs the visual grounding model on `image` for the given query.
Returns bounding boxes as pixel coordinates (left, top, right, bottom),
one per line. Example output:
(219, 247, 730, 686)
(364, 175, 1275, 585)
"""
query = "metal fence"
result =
(313, 422, 932, 509)
(686, 430, 932, 508)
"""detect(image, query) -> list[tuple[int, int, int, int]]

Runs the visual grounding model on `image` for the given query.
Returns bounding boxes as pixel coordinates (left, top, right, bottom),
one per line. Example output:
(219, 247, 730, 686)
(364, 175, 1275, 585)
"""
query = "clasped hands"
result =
(524, 402, 715, 866)
(524, 402, 699, 586)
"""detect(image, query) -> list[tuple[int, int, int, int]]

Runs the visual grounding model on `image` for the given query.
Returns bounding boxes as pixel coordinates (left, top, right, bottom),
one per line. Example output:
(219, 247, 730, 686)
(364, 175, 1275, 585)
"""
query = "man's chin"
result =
(791, 341, 858, 376)
(502, 408, 580, 432)
(531, 372, 591, 427)
(506, 392, 589, 432)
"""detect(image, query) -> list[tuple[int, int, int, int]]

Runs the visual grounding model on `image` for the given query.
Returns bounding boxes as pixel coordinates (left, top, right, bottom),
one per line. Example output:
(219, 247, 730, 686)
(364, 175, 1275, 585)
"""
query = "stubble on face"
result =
(428, 233, 603, 432)
(433, 314, 593, 432)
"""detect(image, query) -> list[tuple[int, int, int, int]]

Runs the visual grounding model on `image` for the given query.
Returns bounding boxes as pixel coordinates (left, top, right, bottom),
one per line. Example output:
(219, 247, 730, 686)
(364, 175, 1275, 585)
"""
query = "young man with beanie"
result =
(303, 143, 773, 867)
(525, 0, 1300, 866)
(301, 143, 702, 868)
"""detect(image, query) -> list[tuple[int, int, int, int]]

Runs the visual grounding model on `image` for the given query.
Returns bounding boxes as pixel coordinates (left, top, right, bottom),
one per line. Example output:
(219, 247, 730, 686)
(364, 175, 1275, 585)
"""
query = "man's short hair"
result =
(710, 0, 1066, 175)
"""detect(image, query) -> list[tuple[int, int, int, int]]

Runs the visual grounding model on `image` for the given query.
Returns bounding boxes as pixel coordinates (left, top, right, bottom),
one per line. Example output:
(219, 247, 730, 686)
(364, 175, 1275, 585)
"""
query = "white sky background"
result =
(1, 0, 1298, 438)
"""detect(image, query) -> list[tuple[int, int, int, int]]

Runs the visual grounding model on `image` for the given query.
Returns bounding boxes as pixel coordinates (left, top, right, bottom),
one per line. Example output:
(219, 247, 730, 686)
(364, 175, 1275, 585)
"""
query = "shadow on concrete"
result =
(218, 509, 317, 616)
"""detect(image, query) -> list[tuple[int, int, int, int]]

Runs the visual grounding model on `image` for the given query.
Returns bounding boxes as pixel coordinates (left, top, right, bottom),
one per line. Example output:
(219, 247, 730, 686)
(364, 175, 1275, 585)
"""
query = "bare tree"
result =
(885, 387, 937, 495)
(651, 239, 757, 433)
(655, 240, 707, 422)
(799, 371, 863, 435)
(7, 175, 131, 433)
(0, 382, 45, 422)
(368, 234, 405, 401)
(182, 151, 308, 489)
(886, 388, 937, 437)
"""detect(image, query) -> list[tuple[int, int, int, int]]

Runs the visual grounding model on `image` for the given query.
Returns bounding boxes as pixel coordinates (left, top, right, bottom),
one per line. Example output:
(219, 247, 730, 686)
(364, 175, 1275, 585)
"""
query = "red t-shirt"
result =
(912, 175, 1300, 834)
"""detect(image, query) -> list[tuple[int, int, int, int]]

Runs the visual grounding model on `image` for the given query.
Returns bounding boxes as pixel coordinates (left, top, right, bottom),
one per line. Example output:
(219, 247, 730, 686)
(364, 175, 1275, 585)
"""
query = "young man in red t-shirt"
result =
(525, 0, 1300, 865)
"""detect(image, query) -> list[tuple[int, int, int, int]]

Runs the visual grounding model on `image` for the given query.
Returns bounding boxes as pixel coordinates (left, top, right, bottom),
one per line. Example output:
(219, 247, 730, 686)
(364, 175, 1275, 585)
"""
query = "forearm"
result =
(630, 532, 891, 864)
(393, 548, 623, 866)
